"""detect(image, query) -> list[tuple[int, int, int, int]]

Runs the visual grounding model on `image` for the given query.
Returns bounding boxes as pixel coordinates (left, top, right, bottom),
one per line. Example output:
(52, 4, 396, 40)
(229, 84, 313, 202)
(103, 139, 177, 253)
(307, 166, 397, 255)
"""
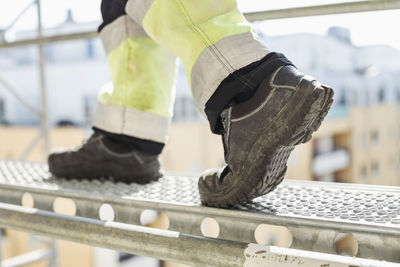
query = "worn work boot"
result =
(48, 132, 162, 184)
(199, 65, 334, 208)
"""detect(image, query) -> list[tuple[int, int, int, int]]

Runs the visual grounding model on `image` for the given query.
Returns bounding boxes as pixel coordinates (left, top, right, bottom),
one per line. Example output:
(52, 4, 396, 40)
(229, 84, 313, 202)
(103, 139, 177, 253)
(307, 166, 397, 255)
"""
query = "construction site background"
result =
(1, 1, 400, 267)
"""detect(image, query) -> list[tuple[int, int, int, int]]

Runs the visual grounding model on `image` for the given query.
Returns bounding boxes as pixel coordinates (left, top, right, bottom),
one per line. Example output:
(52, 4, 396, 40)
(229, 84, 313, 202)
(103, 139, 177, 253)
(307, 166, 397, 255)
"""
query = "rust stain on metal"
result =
(255, 250, 267, 254)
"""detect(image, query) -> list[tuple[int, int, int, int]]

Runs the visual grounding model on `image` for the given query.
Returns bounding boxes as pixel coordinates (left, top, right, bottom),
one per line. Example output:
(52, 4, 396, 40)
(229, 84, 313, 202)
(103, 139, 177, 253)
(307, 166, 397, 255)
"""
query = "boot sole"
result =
(49, 161, 161, 184)
(202, 79, 334, 208)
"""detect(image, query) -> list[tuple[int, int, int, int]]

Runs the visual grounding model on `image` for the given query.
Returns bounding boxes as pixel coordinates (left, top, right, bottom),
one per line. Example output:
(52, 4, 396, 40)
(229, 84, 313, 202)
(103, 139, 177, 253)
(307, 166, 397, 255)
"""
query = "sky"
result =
(0, 0, 399, 51)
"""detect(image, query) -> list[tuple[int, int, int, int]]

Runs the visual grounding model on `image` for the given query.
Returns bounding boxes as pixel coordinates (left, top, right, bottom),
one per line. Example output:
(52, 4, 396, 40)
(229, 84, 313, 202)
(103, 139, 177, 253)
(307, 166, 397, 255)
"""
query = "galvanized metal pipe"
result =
(36, 0, 50, 155)
(0, 202, 249, 266)
(244, 0, 400, 21)
(0, 202, 397, 267)
(1, 1, 400, 49)
(1, 249, 53, 267)
(0, 31, 98, 49)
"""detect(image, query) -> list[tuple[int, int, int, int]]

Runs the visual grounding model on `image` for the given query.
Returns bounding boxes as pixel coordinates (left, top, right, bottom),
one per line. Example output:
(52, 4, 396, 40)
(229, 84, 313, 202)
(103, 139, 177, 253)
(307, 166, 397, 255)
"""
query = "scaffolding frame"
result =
(0, 0, 49, 161)
(1, 1, 400, 266)
(0, 0, 400, 160)
(0, 161, 399, 266)
(1, 202, 398, 267)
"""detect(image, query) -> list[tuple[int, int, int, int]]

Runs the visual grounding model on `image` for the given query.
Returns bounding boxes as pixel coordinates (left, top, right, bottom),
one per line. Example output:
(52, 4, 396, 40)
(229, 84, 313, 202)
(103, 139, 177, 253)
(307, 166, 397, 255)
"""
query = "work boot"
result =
(199, 65, 334, 208)
(48, 132, 162, 184)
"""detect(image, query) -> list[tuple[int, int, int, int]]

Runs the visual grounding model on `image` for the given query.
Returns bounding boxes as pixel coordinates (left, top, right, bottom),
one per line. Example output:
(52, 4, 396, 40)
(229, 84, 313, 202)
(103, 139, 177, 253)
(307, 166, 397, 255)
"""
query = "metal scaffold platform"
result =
(0, 160, 399, 266)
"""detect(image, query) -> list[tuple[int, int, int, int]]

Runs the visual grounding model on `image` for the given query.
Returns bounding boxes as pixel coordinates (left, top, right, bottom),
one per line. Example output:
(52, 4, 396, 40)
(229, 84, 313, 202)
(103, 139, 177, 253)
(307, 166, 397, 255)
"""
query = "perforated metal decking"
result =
(0, 161, 399, 266)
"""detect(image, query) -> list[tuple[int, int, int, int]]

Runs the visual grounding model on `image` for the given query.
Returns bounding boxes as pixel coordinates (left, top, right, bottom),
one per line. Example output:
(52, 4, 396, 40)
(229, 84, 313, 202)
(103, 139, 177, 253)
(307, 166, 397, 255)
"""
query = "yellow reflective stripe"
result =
(100, 37, 177, 118)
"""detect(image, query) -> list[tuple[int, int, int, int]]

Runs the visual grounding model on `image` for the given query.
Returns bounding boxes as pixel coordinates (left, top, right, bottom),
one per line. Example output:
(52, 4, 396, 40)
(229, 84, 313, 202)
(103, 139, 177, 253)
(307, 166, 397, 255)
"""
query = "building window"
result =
(0, 98, 5, 123)
(360, 164, 367, 180)
(352, 90, 358, 105)
(397, 89, 400, 104)
(370, 129, 379, 145)
(390, 157, 398, 171)
(83, 95, 95, 126)
(371, 161, 380, 178)
(338, 92, 346, 106)
(378, 87, 385, 103)
(360, 132, 367, 148)
(86, 39, 94, 59)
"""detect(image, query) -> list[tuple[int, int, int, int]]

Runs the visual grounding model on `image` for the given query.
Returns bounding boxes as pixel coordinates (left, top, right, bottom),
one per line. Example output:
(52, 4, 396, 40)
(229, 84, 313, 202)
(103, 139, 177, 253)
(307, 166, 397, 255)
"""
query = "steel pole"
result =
(0, 31, 98, 49)
(1, 249, 53, 267)
(244, 0, 400, 21)
(36, 0, 50, 156)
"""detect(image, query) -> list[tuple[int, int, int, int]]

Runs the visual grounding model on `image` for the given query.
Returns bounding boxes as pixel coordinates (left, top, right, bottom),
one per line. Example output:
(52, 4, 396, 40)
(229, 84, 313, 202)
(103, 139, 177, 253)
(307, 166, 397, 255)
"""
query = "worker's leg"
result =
(126, 0, 273, 130)
(48, 0, 177, 183)
(126, 0, 333, 207)
(95, 0, 176, 147)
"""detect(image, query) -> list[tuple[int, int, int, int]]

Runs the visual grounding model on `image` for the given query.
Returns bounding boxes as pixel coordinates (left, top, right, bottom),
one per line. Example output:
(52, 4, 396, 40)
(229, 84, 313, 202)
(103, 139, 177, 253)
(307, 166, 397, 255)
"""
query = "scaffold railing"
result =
(1, 0, 400, 49)
(0, 161, 399, 266)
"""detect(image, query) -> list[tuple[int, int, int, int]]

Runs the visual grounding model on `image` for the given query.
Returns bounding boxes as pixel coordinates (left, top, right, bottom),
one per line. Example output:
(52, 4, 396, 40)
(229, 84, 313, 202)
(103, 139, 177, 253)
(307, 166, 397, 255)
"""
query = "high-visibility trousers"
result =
(93, 0, 270, 145)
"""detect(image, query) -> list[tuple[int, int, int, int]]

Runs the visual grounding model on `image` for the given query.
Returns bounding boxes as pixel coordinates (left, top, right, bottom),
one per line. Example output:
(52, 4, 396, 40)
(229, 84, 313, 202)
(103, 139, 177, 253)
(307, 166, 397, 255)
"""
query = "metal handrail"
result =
(1, 0, 400, 49)
(244, 0, 400, 21)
